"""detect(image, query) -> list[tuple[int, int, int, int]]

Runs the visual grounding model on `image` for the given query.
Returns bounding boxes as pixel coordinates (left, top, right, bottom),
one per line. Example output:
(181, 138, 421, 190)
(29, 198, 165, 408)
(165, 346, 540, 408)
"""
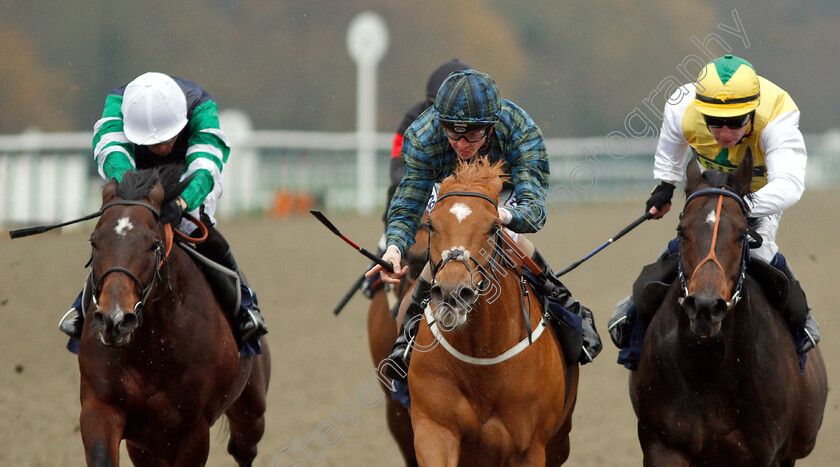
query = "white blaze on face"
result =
(705, 209, 717, 225)
(114, 217, 133, 237)
(449, 203, 472, 223)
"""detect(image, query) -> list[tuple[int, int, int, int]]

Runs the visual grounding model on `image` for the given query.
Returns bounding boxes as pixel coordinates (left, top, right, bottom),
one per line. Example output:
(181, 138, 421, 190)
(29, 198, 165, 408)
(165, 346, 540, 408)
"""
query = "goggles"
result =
(703, 113, 751, 130)
(443, 126, 489, 143)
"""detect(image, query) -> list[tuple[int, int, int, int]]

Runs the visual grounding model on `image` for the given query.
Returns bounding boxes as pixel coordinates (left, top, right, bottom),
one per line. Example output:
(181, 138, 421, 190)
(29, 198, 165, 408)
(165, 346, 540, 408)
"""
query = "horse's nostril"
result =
(711, 298, 728, 323)
(119, 313, 139, 334)
(430, 286, 443, 305)
(92, 311, 107, 329)
(457, 286, 477, 306)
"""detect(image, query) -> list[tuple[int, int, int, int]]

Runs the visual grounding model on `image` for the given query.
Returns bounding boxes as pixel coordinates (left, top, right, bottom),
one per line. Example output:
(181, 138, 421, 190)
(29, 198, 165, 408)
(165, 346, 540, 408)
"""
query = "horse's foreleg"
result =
(386, 400, 418, 467)
(413, 416, 460, 467)
(225, 349, 271, 467)
(79, 398, 126, 467)
(638, 423, 690, 467)
(173, 424, 211, 466)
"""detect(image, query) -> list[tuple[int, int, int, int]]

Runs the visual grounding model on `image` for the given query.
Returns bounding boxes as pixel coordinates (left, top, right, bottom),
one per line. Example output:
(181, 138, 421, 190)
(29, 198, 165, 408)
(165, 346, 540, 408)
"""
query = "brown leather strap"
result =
(173, 213, 208, 244)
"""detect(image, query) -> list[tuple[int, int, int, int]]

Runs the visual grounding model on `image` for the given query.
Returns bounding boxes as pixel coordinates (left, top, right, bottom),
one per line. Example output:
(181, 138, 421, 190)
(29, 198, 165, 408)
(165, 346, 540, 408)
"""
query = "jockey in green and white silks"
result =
(60, 72, 267, 353)
(93, 73, 229, 233)
(654, 56, 805, 263)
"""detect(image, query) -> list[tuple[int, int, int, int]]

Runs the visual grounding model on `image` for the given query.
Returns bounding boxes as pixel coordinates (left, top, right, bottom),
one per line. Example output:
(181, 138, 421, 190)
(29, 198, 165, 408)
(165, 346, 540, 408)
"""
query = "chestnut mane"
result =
(439, 158, 509, 202)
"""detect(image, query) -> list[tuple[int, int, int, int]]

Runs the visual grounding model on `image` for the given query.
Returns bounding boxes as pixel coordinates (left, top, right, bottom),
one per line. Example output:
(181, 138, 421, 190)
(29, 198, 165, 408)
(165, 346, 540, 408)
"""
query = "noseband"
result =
(677, 188, 750, 310)
(90, 200, 172, 317)
(429, 191, 504, 288)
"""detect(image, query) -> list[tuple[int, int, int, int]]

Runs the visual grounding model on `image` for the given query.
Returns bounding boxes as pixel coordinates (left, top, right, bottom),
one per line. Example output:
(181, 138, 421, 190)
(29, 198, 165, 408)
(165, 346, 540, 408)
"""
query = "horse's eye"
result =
(737, 230, 747, 243)
(150, 241, 163, 253)
(676, 227, 687, 243)
(89, 239, 97, 250)
(427, 221, 436, 233)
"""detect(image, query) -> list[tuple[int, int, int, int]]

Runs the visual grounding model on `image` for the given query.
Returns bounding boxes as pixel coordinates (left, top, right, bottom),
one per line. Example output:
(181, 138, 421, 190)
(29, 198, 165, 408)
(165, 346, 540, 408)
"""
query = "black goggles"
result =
(703, 113, 751, 129)
(442, 126, 489, 143)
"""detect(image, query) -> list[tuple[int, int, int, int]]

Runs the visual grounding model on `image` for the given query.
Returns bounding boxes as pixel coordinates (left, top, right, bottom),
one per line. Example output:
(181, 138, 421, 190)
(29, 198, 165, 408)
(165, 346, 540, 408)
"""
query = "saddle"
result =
(522, 271, 584, 366)
(178, 242, 242, 319)
(78, 243, 242, 321)
(631, 253, 806, 331)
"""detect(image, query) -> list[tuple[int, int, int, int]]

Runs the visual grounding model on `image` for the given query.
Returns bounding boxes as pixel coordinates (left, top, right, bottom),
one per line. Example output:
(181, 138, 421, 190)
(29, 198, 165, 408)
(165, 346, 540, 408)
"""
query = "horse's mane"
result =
(440, 158, 509, 202)
(117, 164, 191, 204)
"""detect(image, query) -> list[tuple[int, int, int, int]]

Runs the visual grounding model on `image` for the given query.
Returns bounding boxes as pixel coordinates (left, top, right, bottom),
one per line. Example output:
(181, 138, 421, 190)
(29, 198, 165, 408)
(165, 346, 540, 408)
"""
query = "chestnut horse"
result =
(78, 166, 271, 466)
(408, 159, 578, 466)
(630, 154, 827, 466)
(367, 218, 429, 467)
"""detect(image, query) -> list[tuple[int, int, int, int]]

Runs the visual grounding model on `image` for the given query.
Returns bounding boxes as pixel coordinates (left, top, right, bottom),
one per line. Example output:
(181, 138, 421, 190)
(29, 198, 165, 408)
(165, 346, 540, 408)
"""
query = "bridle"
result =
(422, 189, 550, 366)
(428, 191, 505, 288)
(677, 187, 753, 311)
(89, 200, 173, 318)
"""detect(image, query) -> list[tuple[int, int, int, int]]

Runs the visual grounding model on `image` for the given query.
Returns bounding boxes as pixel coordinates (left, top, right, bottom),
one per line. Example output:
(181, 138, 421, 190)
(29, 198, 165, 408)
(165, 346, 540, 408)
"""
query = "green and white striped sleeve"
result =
(92, 94, 135, 182)
(180, 100, 230, 211)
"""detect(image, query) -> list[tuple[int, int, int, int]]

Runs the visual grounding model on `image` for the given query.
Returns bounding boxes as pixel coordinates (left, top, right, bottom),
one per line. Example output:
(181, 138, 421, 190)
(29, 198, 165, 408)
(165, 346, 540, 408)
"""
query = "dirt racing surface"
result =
(1, 190, 837, 466)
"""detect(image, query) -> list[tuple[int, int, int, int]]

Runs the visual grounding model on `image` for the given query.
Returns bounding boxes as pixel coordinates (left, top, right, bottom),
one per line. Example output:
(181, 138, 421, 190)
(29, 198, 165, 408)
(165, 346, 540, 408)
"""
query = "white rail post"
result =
(347, 11, 389, 215)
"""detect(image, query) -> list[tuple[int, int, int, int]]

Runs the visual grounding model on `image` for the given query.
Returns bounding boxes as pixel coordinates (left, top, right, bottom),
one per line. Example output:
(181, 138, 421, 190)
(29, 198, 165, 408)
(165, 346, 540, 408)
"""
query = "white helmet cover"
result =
(121, 72, 188, 145)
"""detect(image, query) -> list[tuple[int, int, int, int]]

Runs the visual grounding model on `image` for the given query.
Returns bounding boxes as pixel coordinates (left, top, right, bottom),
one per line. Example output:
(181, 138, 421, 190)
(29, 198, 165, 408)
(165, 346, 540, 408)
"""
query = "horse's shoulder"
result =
(175, 242, 240, 317)
(745, 259, 789, 311)
(632, 253, 680, 324)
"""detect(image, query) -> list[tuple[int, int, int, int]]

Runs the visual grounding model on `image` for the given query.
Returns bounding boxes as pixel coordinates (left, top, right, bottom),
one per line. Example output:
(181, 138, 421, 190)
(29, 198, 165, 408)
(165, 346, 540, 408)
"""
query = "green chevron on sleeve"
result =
(188, 100, 229, 166)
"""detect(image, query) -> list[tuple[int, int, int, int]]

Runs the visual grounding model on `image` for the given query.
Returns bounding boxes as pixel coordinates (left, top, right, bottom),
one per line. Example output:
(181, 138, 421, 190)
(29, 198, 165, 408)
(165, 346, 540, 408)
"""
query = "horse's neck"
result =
(673, 283, 776, 377)
(136, 250, 211, 341)
(453, 271, 538, 357)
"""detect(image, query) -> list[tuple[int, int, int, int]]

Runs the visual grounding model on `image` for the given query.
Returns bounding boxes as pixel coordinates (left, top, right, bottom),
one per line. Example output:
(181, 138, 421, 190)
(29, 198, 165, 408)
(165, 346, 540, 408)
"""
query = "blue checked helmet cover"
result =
(434, 69, 500, 131)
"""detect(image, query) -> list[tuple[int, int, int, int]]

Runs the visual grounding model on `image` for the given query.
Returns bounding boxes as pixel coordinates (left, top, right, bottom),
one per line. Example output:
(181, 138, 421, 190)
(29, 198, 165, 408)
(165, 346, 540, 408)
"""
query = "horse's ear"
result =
(685, 154, 703, 195)
(149, 183, 165, 209)
(731, 149, 754, 196)
(103, 178, 118, 203)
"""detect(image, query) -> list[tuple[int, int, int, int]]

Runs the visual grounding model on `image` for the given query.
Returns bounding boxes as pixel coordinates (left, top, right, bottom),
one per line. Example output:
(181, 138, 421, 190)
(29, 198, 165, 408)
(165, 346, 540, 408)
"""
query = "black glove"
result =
(645, 181, 675, 213)
(160, 197, 186, 225)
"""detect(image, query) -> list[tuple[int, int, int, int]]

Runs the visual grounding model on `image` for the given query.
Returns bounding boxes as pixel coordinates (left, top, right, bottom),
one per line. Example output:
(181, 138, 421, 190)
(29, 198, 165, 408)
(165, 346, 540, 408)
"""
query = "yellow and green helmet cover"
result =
(694, 54, 760, 117)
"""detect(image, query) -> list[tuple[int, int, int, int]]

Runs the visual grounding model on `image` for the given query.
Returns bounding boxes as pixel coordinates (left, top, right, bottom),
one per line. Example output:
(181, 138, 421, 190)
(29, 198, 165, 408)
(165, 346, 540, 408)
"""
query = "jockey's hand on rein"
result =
(645, 181, 675, 217)
(160, 196, 187, 225)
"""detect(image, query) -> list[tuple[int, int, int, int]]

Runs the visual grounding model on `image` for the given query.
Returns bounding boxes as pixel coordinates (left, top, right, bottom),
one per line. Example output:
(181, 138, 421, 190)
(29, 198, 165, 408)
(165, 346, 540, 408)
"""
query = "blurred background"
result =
(1, 0, 839, 225)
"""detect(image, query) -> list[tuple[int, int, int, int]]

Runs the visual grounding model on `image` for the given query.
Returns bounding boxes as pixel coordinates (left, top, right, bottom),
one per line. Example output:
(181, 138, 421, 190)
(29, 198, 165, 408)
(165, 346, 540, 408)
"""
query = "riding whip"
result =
(9, 211, 103, 239)
(554, 212, 653, 277)
(332, 273, 367, 316)
(309, 210, 394, 273)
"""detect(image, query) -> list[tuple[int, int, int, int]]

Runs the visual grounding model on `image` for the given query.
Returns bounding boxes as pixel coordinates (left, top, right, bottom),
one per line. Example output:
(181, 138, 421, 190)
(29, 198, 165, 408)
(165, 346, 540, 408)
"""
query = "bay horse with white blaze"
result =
(630, 154, 827, 466)
(78, 166, 271, 466)
(408, 159, 578, 466)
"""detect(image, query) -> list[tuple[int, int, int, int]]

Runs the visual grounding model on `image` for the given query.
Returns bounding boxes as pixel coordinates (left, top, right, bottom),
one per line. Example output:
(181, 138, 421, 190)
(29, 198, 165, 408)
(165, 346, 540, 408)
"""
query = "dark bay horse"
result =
(630, 154, 827, 466)
(408, 159, 578, 466)
(367, 214, 429, 467)
(367, 217, 429, 467)
(78, 166, 271, 466)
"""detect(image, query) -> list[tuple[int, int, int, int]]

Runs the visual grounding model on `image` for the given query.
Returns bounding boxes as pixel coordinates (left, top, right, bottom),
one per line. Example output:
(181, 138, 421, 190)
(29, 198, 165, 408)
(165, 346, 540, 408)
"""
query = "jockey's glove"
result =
(160, 196, 187, 225)
(645, 181, 675, 213)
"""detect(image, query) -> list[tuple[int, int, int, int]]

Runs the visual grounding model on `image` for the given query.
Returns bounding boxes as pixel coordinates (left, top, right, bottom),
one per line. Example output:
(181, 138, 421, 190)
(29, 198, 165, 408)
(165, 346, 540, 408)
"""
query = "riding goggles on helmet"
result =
(703, 113, 751, 129)
(442, 125, 489, 143)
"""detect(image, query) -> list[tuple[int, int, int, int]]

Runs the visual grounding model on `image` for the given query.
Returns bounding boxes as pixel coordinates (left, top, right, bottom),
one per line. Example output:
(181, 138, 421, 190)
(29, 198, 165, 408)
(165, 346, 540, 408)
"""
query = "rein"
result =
(677, 188, 750, 310)
(424, 189, 549, 365)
